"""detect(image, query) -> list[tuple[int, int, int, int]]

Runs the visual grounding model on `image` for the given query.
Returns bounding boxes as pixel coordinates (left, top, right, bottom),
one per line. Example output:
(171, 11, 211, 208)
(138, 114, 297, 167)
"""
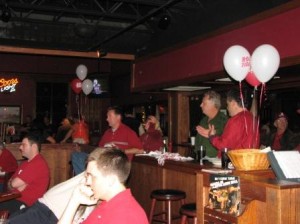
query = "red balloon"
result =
(245, 71, 261, 87)
(71, 78, 82, 94)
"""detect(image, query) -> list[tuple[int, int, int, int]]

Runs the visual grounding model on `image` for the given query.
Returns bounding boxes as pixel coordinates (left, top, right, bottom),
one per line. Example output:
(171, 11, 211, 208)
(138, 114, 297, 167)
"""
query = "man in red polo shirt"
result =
(99, 106, 143, 160)
(59, 148, 148, 224)
(0, 135, 50, 214)
(71, 106, 143, 175)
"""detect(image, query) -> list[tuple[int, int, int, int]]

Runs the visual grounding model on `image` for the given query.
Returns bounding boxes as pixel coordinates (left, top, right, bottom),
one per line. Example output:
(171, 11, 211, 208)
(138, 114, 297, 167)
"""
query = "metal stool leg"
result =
(193, 217, 197, 224)
(181, 215, 188, 224)
(167, 200, 172, 224)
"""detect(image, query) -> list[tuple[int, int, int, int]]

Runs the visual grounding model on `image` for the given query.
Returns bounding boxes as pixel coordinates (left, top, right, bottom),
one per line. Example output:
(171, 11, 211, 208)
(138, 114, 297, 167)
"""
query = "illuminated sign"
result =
(0, 78, 19, 93)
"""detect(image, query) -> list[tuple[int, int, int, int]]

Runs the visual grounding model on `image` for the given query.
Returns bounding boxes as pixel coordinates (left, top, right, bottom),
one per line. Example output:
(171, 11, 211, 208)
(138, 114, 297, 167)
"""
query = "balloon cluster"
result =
(223, 44, 280, 87)
(70, 64, 93, 95)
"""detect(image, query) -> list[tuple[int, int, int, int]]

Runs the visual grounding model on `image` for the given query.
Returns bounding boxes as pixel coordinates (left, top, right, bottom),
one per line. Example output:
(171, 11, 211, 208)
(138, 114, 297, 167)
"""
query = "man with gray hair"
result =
(195, 90, 228, 157)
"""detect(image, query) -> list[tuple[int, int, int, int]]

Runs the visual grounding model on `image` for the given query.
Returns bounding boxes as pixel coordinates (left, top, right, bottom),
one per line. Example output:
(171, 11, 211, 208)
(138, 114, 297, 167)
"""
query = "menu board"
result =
(268, 151, 300, 182)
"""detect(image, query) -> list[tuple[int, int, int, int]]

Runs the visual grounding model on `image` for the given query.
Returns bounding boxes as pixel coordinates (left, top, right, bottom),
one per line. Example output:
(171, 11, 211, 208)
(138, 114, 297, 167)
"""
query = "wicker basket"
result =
(227, 149, 270, 171)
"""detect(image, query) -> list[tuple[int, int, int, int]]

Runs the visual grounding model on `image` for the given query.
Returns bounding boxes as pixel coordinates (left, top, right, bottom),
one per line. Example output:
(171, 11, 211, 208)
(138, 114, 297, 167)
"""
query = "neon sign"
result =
(0, 78, 19, 93)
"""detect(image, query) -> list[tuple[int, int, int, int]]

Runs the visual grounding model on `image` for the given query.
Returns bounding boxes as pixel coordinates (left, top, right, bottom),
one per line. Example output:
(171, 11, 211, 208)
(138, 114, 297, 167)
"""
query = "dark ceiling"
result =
(0, 0, 291, 57)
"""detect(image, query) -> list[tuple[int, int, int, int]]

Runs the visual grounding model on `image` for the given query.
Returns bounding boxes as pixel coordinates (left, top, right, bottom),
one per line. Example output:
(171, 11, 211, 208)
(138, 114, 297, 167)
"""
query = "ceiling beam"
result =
(0, 45, 135, 60)
(89, 0, 184, 50)
(112, 0, 198, 11)
(3, 2, 137, 21)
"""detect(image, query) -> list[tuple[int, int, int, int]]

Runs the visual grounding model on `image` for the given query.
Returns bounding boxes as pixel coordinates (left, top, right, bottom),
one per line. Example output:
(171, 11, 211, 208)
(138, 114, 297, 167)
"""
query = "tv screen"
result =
(88, 75, 110, 98)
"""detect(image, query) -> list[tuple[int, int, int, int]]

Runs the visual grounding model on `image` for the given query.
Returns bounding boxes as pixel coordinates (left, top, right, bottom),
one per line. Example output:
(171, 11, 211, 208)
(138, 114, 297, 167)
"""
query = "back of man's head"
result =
(227, 88, 251, 109)
(87, 148, 131, 184)
(107, 106, 123, 119)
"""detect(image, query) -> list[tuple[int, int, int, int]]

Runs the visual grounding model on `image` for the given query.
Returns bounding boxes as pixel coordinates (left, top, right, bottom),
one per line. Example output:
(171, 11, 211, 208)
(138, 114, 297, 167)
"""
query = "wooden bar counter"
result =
(129, 156, 300, 224)
(6, 143, 76, 188)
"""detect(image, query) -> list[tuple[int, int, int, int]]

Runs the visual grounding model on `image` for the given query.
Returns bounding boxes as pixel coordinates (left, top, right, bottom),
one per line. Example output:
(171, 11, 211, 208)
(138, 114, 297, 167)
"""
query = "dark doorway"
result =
(36, 82, 68, 130)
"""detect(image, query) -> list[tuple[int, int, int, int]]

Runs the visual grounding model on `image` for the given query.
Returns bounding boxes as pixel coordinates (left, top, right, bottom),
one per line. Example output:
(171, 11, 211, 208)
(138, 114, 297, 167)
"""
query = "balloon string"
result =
(252, 87, 260, 148)
(256, 83, 265, 148)
(239, 82, 248, 141)
(84, 95, 87, 117)
(76, 94, 80, 120)
(251, 88, 256, 148)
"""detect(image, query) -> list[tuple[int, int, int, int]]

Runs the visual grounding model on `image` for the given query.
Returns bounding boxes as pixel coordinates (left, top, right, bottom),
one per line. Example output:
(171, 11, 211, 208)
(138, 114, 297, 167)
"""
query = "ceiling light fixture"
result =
(1, 4, 11, 23)
(158, 14, 171, 30)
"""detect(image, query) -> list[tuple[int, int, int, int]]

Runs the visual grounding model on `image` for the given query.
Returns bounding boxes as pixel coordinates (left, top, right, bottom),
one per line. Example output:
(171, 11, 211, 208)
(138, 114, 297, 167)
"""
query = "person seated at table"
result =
(58, 147, 148, 224)
(8, 172, 95, 224)
(41, 116, 56, 140)
(71, 106, 143, 175)
(55, 118, 73, 143)
(0, 142, 18, 192)
(60, 115, 89, 145)
(140, 115, 163, 152)
(0, 142, 18, 174)
(28, 119, 56, 144)
(0, 135, 50, 214)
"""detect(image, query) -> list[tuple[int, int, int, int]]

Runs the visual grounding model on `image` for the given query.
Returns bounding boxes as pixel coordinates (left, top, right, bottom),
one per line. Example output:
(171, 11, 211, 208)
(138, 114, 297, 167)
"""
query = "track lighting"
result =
(158, 14, 171, 30)
(1, 4, 11, 23)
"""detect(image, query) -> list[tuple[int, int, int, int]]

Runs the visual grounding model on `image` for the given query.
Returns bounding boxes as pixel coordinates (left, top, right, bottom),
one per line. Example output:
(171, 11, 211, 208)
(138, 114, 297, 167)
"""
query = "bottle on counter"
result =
(168, 139, 173, 153)
(161, 139, 168, 154)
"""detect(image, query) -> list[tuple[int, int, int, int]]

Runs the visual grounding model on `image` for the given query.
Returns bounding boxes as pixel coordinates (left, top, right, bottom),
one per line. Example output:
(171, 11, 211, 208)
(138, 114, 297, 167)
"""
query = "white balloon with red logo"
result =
(223, 45, 251, 81)
(251, 44, 280, 83)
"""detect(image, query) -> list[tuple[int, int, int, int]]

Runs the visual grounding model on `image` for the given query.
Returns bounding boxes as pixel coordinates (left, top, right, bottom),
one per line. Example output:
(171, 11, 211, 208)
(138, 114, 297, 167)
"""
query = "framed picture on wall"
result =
(0, 105, 21, 124)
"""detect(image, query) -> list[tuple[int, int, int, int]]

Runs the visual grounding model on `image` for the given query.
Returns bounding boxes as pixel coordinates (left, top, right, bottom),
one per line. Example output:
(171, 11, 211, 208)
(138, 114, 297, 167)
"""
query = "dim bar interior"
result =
(0, 1, 300, 223)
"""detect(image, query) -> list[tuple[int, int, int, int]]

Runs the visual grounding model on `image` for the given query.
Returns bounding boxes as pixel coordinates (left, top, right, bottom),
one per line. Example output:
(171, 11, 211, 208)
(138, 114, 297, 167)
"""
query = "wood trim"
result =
(0, 45, 135, 60)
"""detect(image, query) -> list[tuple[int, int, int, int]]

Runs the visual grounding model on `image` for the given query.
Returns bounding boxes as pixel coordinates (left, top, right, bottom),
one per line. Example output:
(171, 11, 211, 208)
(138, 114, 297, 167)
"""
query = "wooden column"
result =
(168, 92, 190, 154)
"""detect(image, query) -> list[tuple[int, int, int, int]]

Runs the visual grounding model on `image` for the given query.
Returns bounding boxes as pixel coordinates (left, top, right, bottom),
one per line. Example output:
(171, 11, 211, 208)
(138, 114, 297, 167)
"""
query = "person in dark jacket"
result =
(267, 112, 294, 151)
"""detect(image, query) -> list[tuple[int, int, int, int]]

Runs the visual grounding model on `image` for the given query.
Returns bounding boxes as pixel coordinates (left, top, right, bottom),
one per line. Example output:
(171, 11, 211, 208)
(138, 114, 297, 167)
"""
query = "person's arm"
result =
(127, 130, 143, 152)
(61, 129, 74, 143)
(209, 117, 243, 151)
(46, 136, 56, 144)
(58, 196, 81, 224)
(58, 184, 98, 224)
(124, 148, 144, 154)
(8, 177, 27, 191)
(196, 126, 209, 138)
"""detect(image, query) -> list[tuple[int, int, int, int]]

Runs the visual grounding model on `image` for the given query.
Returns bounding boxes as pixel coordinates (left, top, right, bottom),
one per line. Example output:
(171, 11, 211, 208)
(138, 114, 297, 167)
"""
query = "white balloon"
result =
(223, 45, 251, 81)
(251, 44, 280, 83)
(76, 64, 88, 81)
(82, 79, 93, 95)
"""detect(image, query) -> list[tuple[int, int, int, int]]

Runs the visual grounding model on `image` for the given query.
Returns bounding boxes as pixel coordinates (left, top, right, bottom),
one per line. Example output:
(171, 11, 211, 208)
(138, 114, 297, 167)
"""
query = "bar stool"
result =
(180, 203, 197, 224)
(149, 189, 186, 224)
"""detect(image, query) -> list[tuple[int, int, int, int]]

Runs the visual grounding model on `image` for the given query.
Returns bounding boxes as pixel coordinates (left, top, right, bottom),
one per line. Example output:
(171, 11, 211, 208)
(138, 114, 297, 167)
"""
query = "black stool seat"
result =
(151, 189, 186, 201)
(149, 189, 186, 224)
(180, 203, 196, 216)
(180, 203, 197, 224)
